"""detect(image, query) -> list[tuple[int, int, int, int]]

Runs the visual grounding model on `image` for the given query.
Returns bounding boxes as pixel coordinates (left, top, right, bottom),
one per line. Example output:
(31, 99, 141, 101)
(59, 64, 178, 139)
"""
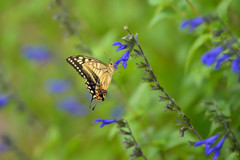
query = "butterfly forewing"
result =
(66, 55, 114, 104)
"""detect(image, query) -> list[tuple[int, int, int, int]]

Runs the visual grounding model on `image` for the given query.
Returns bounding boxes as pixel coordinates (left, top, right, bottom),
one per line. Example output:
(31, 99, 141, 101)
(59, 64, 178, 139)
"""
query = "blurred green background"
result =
(0, 0, 240, 159)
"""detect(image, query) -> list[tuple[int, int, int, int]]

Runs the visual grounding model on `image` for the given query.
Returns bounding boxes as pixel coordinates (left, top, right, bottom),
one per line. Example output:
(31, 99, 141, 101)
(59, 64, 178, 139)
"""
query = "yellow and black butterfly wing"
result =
(66, 55, 114, 103)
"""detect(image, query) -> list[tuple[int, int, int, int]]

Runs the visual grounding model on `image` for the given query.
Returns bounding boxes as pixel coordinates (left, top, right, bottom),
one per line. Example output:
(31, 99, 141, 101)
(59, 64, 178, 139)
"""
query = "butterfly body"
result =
(66, 55, 114, 109)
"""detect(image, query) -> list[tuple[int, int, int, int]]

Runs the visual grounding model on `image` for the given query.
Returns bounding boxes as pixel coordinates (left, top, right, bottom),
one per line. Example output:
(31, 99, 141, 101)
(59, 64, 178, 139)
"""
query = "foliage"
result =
(0, 0, 240, 160)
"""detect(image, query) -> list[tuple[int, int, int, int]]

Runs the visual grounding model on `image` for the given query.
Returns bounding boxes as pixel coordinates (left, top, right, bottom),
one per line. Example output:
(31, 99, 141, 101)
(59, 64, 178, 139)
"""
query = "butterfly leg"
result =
(89, 97, 94, 109)
(90, 99, 98, 110)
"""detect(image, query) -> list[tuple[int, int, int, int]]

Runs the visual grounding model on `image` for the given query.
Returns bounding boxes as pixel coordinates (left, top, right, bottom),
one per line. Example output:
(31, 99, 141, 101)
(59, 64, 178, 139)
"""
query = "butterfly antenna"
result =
(104, 52, 111, 63)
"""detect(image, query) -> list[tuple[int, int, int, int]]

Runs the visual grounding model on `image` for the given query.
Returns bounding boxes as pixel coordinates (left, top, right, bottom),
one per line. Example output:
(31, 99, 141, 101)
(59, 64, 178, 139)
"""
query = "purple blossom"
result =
(215, 54, 231, 70)
(195, 134, 226, 160)
(0, 94, 9, 109)
(232, 56, 240, 81)
(211, 136, 226, 159)
(194, 134, 220, 148)
(232, 56, 240, 73)
(180, 17, 205, 32)
(21, 45, 51, 63)
(92, 118, 116, 128)
(59, 97, 87, 116)
(0, 142, 9, 155)
(112, 106, 124, 118)
(45, 79, 70, 93)
(201, 46, 230, 70)
(113, 41, 131, 69)
(114, 50, 130, 69)
(113, 41, 128, 51)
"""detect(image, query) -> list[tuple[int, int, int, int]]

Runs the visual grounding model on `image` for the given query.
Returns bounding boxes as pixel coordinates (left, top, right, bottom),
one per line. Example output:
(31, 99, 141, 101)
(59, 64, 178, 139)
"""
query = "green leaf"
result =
(226, 152, 240, 160)
(158, 96, 169, 102)
(148, 11, 175, 29)
(130, 54, 141, 59)
(136, 62, 148, 68)
(148, 0, 168, 6)
(142, 77, 154, 83)
(133, 49, 142, 55)
(184, 34, 211, 74)
(217, 0, 232, 21)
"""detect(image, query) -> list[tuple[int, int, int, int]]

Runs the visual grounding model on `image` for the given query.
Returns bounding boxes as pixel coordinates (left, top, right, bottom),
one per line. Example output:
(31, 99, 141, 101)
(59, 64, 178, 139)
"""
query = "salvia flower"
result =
(0, 94, 9, 109)
(92, 118, 116, 128)
(114, 50, 130, 69)
(112, 106, 124, 118)
(201, 46, 226, 68)
(0, 142, 9, 155)
(232, 56, 240, 81)
(195, 134, 219, 148)
(45, 79, 70, 93)
(113, 41, 128, 51)
(113, 41, 130, 69)
(58, 97, 87, 116)
(215, 54, 231, 70)
(194, 134, 226, 160)
(21, 45, 51, 63)
(180, 17, 205, 32)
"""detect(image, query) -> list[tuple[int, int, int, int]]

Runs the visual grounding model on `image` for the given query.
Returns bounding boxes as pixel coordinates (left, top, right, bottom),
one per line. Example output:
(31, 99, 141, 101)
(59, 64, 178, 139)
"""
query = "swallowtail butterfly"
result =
(66, 55, 114, 110)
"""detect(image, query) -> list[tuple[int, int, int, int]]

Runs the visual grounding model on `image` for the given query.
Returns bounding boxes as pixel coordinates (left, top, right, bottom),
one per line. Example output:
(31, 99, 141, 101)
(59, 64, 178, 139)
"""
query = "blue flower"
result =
(194, 134, 219, 148)
(58, 97, 87, 116)
(114, 50, 130, 69)
(113, 41, 130, 69)
(0, 94, 9, 108)
(45, 79, 70, 93)
(113, 41, 128, 51)
(195, 134, 226, 160)
(180, 17, 205, 32)
(112, 106, 124, 118)
(211, 136, 226, 160)
(215, 53, 231, 70)
(21, 45, 51, 62)
(0, 142, 9, 155)
(232, 56, 240, 73)
(232, 56, 240, 81)
(201, 46, 226, 68)
(93, 118, 116, 128)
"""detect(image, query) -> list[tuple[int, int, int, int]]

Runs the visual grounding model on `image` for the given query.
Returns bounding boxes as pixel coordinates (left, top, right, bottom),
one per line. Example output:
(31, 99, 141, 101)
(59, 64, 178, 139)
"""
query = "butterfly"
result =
(66, 55, 114, 110)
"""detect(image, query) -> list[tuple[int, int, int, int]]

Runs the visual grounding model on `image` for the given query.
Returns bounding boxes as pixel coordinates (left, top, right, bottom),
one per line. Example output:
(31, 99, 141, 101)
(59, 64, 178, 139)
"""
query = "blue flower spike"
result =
(212, 136, 226, 160)
(232, 56, 240, 81)
(114, 50, 130, 69)
(215, 54, 231, 70)
(113, 41, 128, 51)
(201, 46, 224, 66)
(21, 45, 51, 63)
(59, 96, 87, 116)
(194, 134, 220, 148)
(93, 118, 117, 128)
(180, 17, 205, 32)
(194, 134, 227, 160)
(0, 94, 9, 108)
(232, 56, 240, 73)
(45, 79, 70, 93)
(113, 41, 131, 69)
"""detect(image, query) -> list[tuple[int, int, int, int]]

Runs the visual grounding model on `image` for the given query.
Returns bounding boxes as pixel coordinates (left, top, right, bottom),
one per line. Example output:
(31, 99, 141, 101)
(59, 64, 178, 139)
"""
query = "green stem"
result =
(126, 28, 202, 141)
(124, 119, 147, 160)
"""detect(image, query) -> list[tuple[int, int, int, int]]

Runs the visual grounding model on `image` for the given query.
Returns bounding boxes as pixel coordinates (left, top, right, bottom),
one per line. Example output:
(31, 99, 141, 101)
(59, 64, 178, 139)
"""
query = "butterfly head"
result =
(108, 62, 114, 72)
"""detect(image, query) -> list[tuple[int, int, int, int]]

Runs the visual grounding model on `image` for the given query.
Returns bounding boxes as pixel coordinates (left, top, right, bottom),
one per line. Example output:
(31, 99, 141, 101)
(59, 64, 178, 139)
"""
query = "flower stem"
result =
(126, 28, 202, 141)
(124, 119, 147, 160)
(212, 100, 240, 151)
(185, 0, 212, 33)
(2, 135, 30, 160)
